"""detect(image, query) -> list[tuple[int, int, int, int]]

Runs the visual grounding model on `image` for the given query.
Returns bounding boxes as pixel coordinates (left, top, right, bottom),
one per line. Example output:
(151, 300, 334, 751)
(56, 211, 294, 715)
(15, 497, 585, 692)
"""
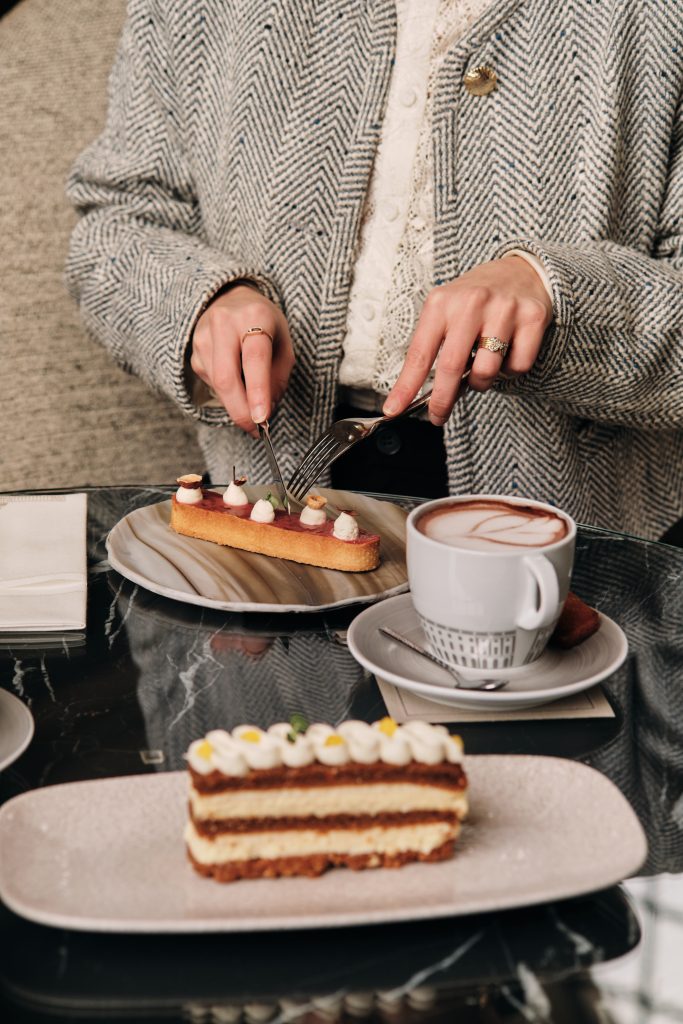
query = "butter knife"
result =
(256, 420, 297, 514)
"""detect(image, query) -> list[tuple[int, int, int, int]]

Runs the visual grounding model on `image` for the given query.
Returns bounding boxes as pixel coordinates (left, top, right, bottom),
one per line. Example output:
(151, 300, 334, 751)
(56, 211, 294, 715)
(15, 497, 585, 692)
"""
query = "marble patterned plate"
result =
(106, 488, 408, 613)
(347, 594, 628, 711)
(0, 689, 34, 772)
(0, 758, 646, 933)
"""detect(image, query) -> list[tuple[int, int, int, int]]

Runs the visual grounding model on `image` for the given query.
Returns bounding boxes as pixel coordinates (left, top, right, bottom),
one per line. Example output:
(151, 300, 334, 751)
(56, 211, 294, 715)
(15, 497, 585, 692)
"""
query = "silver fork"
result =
(288, 390, 433, 502)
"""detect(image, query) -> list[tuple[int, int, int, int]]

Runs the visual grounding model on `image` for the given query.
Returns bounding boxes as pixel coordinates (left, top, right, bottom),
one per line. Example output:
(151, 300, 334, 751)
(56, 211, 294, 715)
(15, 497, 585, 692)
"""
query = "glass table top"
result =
(1, 485, 682, 1023)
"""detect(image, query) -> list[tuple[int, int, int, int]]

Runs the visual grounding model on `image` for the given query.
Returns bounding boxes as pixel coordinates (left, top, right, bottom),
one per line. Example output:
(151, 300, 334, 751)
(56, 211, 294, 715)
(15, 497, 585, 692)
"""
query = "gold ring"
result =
(478, 336, 510, 358)
(241, 326, 274, 346)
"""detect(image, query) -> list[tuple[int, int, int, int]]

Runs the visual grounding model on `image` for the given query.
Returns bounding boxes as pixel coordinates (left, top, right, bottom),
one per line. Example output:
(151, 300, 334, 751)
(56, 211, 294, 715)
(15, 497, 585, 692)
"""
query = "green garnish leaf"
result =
(287, 712, 310, 743)
(265, 491, 282, 510)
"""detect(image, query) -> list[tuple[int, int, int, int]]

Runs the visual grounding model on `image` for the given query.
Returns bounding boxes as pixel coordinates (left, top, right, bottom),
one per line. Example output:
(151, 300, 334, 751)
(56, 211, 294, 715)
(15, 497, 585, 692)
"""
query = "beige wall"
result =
(0, 0, 203, 490)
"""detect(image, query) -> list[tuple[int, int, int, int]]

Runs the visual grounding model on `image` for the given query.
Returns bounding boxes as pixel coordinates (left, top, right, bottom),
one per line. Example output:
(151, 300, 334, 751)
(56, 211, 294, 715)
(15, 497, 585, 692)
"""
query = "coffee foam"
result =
(417, 500, 568, 551)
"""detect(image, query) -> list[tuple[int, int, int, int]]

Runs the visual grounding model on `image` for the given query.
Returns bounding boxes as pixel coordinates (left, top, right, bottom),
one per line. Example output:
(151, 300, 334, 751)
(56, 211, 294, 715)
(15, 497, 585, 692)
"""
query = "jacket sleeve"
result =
(65, 0, 278, 424)
(494, 101, 683, 431)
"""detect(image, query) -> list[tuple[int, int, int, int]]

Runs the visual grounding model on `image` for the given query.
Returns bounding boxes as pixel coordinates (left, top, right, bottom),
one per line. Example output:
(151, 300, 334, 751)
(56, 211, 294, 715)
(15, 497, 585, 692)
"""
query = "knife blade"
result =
(258, 421, 344, 521)
(256, 420, 296, 515)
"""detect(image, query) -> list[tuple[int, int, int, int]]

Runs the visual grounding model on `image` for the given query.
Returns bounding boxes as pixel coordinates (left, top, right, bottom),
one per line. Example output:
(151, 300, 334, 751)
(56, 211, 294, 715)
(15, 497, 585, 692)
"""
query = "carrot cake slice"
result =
(185, 717, 468, 881)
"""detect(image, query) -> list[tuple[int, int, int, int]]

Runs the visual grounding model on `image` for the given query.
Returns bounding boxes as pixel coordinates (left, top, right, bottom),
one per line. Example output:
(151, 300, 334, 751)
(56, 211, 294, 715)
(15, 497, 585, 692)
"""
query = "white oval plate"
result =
(347, 594, 628, 711)
(0, 759, 646, 932)
(106, 489, 408, 614)
(0, 689, 34, 772)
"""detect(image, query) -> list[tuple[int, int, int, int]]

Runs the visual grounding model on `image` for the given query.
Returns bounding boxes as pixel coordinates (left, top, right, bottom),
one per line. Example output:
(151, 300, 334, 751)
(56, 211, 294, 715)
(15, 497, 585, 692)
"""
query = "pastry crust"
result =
(170, 492, 380, 571)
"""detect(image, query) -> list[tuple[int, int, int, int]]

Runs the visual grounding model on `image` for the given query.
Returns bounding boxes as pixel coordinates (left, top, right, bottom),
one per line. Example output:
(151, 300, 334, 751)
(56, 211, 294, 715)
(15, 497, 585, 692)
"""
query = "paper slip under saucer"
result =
(347, 593, 628, 713)
(378, 677, 615, 724)
(0, 493, 87, 632)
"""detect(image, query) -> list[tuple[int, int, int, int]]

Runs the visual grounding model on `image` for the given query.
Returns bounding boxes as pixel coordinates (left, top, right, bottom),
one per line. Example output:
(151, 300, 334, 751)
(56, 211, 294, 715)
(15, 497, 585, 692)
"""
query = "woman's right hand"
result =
(190, 284, 295, 435)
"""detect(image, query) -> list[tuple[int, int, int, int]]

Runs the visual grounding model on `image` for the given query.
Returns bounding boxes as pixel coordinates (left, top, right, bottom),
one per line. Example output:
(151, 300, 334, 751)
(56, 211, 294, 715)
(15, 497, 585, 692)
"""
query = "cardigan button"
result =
(399, 86, 418, 108)
(375, 427, 402, 456)
(463, 65, 498, 96)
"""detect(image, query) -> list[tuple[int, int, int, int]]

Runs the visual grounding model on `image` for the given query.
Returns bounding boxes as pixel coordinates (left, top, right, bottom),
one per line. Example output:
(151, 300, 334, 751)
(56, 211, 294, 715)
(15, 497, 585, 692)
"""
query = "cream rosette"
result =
(186, 718, 463, 776)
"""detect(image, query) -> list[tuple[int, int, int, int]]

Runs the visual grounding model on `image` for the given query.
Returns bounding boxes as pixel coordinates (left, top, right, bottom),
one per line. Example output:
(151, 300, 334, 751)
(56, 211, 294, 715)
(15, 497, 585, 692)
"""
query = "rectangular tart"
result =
(171, 489, 380, 572)
(185, 719, 468, 881)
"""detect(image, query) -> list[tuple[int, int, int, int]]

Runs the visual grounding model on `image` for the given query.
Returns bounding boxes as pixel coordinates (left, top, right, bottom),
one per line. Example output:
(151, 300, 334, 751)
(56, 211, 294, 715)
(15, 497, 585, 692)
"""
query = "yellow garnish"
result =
(324, 734, 344, 747)
(450, 734, 464, 749)
(240, 730, 262, 743)
(196, 740, 213, 760)
(377, 717, 398, 736)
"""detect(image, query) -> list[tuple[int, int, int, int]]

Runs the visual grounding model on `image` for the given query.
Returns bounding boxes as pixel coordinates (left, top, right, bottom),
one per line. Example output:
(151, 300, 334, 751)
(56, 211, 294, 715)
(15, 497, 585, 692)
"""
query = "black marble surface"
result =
(1, 486, 682, 1024)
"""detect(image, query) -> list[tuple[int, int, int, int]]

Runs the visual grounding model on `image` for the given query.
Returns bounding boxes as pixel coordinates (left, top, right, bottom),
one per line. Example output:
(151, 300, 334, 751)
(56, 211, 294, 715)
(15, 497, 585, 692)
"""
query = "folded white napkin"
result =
(0, 493, 87, 631)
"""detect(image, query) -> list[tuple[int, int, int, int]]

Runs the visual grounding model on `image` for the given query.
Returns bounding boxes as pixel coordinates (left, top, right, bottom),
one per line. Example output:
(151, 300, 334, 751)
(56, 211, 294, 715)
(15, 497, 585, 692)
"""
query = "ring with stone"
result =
(478, 336, 510, 358)
(241, 327, 274, 346)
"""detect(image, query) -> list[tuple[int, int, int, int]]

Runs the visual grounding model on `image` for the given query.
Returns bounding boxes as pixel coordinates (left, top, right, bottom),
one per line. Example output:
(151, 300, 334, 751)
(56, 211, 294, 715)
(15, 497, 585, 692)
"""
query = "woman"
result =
(66, 0, 683, 539)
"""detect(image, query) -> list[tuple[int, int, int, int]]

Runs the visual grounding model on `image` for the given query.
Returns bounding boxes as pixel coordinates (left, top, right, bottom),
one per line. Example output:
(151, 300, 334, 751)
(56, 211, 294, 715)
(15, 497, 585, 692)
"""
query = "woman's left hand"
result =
(382, 256, 553, 426)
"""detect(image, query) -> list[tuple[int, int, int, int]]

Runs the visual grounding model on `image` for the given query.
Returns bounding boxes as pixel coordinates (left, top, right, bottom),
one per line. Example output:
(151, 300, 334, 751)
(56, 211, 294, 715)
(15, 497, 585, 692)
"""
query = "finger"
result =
(502, 321, 546, 376)
(210, 333, 257, 435)
(190, 321, 214, 384)
(426, 309, 482, 426)
(241, 330, 276, 424)
(383, 291, 447, 415)
(189, 348, 211, 385)
(468, 325, 514, 393)
(210, 634, 272, 656)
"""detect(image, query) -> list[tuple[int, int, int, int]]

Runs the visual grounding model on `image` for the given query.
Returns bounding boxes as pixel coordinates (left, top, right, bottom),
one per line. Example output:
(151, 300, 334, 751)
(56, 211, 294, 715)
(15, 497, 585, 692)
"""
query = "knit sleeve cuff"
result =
(494, 238, 576, 382)
(172, 264, 282, 426)
(501, 249, 553, 301)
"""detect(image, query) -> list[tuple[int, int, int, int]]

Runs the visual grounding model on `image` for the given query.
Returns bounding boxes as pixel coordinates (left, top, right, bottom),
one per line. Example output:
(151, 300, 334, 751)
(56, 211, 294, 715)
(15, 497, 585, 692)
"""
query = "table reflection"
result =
(0, 486, 682, 1023)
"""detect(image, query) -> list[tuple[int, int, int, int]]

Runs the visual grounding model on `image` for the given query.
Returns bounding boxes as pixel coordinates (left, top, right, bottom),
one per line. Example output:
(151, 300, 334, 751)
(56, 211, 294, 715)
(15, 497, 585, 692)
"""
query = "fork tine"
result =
(288, 439, 346, 500)
(288, 448, 344, 501)
(288, 434, 339, 490)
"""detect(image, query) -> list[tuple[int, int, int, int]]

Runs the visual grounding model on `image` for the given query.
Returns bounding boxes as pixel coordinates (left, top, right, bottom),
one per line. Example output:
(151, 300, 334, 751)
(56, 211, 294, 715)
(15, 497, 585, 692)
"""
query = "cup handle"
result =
(516, 555, 560, 630)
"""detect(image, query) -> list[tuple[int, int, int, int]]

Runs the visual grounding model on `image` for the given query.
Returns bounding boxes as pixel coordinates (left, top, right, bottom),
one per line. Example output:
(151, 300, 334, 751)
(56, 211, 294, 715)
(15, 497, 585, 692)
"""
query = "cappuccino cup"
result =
(406, 495, 576, 671)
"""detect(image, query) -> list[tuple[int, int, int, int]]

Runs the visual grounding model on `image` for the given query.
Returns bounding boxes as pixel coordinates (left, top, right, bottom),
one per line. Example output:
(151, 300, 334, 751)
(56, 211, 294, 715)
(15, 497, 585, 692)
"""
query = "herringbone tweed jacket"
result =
(66, 0, 683, 539)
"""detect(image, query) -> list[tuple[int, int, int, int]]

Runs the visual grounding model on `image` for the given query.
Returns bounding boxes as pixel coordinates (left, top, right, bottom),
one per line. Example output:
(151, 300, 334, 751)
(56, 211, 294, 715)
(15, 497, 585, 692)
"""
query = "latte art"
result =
(417, 500, 568, 551)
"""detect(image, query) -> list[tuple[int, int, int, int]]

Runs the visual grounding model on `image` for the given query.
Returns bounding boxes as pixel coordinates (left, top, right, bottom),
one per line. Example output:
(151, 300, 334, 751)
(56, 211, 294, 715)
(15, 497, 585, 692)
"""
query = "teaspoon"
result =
(379, 627, 509, 692)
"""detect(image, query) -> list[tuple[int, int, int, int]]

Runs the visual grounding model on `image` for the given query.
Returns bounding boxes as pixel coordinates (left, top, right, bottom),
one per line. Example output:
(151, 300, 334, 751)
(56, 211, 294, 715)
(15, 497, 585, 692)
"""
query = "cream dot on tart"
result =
(170, 488, 380, 571)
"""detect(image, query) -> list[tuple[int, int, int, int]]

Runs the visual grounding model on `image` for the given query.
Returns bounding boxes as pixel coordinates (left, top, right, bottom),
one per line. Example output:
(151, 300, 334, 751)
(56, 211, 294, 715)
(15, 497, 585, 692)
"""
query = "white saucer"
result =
(0, 690, 34, 772)
(347, 594, 628, 711)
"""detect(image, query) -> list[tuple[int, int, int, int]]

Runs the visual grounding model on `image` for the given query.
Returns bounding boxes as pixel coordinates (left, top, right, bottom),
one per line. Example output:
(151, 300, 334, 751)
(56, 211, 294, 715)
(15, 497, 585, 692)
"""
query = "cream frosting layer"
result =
(250, 498, 275, 523)
(185, 820, 459, 863)
(300, 505, 327, 526)
(223, 481, 249, 506)
(175, 485, 203, 505)
(333, 512, 360, 541)
(190, 784, 469, 822)
(187, 720, 464, 776)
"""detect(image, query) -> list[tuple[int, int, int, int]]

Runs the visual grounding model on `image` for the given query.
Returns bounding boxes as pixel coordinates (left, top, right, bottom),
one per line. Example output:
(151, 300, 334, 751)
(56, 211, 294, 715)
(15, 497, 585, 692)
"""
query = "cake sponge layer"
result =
(186, 820, 460, 868)
(190, 783, 468, 823)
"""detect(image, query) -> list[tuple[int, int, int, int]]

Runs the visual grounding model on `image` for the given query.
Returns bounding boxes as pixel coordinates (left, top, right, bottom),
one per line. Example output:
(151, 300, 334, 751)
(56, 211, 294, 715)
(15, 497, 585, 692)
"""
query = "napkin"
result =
(0, 494, 87, 631)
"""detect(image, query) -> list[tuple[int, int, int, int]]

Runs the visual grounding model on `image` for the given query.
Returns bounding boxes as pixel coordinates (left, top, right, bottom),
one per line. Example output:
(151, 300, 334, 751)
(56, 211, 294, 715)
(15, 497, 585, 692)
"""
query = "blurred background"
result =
(0, 0, 202, 491)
